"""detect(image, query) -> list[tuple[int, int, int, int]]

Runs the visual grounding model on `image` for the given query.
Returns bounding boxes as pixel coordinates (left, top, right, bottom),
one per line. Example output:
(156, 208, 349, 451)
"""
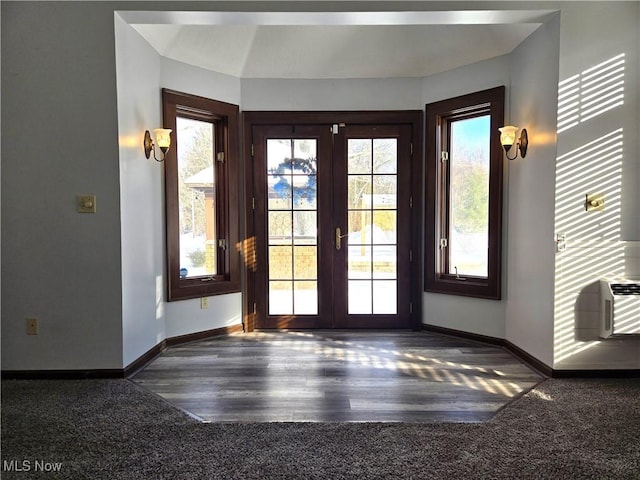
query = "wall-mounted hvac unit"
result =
(600, 280, 640, 338)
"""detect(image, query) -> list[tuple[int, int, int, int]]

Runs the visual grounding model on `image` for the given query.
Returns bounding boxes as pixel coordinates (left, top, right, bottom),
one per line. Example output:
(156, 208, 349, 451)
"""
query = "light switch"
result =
(77, 195, 96, 213)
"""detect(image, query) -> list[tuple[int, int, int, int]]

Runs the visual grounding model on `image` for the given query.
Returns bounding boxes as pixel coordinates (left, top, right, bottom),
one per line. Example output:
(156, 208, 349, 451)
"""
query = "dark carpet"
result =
(1, 377, 639, 479)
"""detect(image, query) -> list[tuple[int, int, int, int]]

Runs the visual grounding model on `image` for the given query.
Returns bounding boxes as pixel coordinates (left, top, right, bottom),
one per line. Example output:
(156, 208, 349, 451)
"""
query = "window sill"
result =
(425, 276, 500, 300)
(167, 280, 241, 302)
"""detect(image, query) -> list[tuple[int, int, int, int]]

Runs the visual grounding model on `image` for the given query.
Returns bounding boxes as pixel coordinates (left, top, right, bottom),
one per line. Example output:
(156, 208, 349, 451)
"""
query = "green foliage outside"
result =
(450, 147, 489, 235)
(187, 250, 206, 267)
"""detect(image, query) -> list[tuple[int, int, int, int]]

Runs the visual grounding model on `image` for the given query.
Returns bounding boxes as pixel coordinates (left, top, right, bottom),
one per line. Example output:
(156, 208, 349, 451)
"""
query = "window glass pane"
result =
(348, 175, 373, 208)
(373, 281, 397, 314)
(294, 139, 317, 163)
(373, 246, 396, 279)
(268, 211, 292, 244)
(348, 245, 371, 279)
(373, 139, 397, 173)
(449, 115, 490, 277)
(348, 210, 371, 239)
(294, 281, 318, 315)
(348, 139, 372, 174)
(267, 139, 292, 172)
(293, 211, 317, 244)
(177, 117, 215, 278)
(292, 175, 316, 210)
(269, 281, 293, 315)
(294, 246, 317, 279)
(349, 280, 372, 314)
(269, 246, 292, 279)
(372, 175, 397, 208)
(267, 138, 319, 316)
(269, 180, 292, 210)
(372, 211, 396, 244)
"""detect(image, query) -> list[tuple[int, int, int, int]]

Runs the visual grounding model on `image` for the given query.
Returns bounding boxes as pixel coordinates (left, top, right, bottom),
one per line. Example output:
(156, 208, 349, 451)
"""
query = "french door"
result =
(246, 113, 421, 329)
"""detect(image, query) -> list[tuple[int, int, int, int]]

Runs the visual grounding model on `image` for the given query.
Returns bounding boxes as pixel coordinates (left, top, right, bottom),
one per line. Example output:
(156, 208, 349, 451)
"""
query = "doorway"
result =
(244, 112, 422, 330)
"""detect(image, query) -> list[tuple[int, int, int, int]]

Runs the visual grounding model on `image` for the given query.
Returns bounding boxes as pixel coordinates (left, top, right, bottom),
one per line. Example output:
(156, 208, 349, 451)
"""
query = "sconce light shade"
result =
(499, 125, 528, 160)
(154, 128, 172, 152)
(499, 126, 518, 150)
(144, 128, 172, 162)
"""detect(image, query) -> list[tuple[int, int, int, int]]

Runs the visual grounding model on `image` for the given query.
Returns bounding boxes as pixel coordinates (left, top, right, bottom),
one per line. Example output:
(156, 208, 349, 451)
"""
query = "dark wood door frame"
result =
(242, 111, 423, 332)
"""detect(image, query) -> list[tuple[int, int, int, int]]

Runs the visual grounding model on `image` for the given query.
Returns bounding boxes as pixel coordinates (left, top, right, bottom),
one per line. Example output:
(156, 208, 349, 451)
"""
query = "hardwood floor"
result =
(131, 330, 543, 423)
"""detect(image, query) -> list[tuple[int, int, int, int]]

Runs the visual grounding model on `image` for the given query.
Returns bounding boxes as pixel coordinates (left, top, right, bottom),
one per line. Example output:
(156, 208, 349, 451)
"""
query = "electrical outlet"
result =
(26, 318, 39, 335)
(200, 297, 209, 309)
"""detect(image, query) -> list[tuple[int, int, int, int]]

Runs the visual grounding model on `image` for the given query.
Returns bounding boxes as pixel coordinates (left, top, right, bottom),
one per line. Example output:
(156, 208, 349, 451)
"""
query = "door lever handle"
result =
(335, 227, 348, 250)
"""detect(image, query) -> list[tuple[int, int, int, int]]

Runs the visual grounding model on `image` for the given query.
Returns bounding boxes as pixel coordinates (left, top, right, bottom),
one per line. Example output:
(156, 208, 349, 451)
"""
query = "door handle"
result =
(336, 227, 348, 250)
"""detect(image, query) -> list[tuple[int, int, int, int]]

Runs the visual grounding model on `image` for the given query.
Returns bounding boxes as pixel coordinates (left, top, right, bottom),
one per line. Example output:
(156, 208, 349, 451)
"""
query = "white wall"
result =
(504, 14, 560, 367)
(421, 55, 511, 339)
(164, 292, 242, 339)
(552, 2, 640, 369)
(161, 58, 241, 106)
(1, 2, 124, 370)
(241, 77, 421, 111)
(115, 18, 244, 366)
(115, 16, 167, 367)
(421, 55, 511, 107)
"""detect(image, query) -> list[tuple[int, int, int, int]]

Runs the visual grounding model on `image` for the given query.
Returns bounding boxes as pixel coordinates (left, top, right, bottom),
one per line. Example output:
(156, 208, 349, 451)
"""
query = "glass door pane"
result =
(347, 138, 398, 314)
(267, 139, 319, 315)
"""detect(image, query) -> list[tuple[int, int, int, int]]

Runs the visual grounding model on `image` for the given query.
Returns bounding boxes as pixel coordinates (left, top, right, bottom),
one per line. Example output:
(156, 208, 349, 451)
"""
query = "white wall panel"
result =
(553, 2, 640, 369)
(1, 2, 124, 370)
(242, 77, 421, 111)
(505, 15, 560, 368)
(115, 15, 167, 367)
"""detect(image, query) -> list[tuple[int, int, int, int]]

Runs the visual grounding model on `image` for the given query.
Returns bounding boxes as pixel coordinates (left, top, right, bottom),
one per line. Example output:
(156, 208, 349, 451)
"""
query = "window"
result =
(162, 89, 240, 300)
(425, 87, 505, 299)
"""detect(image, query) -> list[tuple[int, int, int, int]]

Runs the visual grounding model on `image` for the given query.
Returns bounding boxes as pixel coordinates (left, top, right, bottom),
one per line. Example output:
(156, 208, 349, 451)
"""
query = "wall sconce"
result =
(144, 128, 172, 162)
(499, 126, 528, 160)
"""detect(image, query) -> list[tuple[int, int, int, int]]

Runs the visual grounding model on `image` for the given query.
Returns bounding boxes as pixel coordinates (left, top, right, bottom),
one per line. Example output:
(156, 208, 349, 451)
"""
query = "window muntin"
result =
(425, 86, 504, 299)
(163, 89, 240, 301)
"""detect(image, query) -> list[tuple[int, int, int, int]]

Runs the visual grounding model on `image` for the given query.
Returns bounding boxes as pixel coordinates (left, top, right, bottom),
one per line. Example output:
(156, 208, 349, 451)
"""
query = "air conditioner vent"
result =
(600, 280, 640, 338)
(610, 284, 640, 295)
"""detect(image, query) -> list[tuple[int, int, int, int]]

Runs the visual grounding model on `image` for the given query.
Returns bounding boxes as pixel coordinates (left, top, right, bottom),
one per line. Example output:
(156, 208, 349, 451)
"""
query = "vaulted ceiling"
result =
(128, 10, 550, 79)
